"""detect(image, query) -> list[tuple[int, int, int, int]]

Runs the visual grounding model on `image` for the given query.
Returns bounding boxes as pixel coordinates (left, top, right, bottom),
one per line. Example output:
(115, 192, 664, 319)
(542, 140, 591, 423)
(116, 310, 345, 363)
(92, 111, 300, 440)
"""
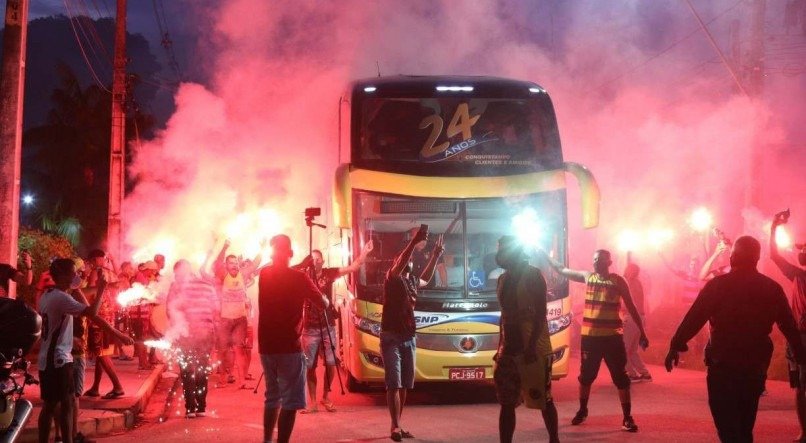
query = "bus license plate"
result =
(449, 367, 486, 380)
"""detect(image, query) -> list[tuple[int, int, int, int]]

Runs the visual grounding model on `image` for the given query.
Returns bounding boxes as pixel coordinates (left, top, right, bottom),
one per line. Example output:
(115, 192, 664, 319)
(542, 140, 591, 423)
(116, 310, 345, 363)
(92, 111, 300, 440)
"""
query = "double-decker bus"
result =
(331, 76, 599, 390)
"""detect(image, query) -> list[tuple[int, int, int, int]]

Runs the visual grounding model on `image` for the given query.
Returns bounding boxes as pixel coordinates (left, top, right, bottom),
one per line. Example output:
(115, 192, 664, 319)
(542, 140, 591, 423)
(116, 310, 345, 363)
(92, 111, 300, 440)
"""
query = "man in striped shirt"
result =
(167, 260, 220, 418)
(545, 249, 648, 433)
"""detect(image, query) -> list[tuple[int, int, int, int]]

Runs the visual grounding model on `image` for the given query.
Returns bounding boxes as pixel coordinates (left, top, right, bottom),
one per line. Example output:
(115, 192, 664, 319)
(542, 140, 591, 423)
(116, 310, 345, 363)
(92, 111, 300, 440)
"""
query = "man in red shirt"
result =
(258, 234, 328, 443)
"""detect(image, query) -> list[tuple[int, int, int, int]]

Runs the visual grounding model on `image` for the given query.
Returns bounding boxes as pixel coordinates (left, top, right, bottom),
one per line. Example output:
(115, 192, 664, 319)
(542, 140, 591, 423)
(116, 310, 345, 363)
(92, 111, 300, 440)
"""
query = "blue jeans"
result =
(303, 326, 337, 368)
(380, 332, 416, 389)
(260, 352, 306, 410)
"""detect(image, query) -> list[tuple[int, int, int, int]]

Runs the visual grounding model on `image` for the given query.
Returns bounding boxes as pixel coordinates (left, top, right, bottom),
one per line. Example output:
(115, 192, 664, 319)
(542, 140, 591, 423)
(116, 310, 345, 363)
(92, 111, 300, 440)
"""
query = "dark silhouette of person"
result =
(770, 210, 806, 442)
(494, 236, 559, 443)
(665, 235, 806, 443)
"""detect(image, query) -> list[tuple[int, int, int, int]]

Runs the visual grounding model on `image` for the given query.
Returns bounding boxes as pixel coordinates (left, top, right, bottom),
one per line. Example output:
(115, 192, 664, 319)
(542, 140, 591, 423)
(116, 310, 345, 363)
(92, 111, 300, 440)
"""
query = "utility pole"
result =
(745, 0, 766, 208)
(0, 0, 29, 299)
(107, 0, 127, 259)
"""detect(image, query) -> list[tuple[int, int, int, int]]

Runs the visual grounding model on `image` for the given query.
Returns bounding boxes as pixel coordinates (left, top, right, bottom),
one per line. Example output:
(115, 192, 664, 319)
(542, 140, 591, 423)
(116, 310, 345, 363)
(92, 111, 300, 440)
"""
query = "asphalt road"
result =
(97, 358, 800, 443)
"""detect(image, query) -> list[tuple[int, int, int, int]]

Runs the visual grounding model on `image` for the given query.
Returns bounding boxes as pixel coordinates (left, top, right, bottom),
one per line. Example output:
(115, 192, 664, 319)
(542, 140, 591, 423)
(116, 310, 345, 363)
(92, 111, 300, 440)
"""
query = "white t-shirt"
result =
(38, 288, 87, 370)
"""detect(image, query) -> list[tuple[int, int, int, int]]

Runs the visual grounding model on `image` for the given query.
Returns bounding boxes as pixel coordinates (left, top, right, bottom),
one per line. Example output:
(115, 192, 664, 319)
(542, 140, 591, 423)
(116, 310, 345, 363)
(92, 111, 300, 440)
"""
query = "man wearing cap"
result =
(258, 234, 328, 443)
(494, 236, 559, 443)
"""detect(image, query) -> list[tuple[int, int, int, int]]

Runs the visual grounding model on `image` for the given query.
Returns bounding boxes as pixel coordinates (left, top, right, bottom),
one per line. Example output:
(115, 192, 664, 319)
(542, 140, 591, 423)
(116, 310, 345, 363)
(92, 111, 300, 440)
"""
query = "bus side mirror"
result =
(562, 162, 600, 229)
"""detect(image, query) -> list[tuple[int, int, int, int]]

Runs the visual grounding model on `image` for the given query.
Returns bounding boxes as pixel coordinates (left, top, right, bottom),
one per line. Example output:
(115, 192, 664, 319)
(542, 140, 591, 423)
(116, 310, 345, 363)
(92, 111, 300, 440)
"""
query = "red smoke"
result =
(123, 0, 804, 309)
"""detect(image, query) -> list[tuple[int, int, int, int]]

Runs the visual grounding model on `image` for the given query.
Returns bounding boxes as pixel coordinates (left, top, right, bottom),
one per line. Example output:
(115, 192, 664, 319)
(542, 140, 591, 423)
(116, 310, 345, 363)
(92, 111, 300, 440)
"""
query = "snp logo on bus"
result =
(415, 314, 450, 328)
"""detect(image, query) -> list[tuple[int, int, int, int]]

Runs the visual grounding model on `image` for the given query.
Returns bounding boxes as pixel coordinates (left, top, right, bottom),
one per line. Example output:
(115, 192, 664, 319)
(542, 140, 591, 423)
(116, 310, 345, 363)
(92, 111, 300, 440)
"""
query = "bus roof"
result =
(350, 75, 547, 98)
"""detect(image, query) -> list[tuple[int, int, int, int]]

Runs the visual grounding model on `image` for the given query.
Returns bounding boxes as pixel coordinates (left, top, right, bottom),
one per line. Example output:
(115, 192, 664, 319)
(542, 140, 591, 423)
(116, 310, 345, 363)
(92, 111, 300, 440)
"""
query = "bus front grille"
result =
(415, 333, 499, 353)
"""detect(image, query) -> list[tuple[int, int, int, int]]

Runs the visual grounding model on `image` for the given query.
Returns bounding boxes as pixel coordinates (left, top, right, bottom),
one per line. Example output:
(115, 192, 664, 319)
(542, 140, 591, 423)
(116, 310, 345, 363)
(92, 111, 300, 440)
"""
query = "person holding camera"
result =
(543, 248, 647, 433)
(0, 250, 33, 298)
(770, 210, 806, 442)
(381, 225, 443, 442)
(494, 236, 559, 443)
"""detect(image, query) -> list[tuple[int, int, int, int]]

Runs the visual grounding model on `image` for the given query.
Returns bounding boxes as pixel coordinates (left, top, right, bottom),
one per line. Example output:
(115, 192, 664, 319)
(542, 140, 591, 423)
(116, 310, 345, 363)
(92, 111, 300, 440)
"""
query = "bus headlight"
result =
(354, 316, 382, 337)
(547, 313, 571, 335)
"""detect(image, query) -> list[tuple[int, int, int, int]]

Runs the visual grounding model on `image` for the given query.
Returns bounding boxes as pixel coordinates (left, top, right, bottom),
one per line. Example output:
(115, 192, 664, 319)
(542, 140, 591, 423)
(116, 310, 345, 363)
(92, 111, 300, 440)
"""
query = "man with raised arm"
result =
(382, 227, 443, 441)
(300, 240, 373, 414)
(771, 210, 806, 442)
(666, 235, 806, 443)
(494, 236, 559, 443)
(543, 249, 647, 432)
(37, 259, 133, 443)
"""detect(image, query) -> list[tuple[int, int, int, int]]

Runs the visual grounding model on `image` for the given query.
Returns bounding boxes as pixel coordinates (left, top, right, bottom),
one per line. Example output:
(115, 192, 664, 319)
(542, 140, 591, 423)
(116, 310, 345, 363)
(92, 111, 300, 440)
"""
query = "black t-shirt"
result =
(670, 269, 806, 371)
(499, 270, 524, 355)
(258, 265, 322, 354)
(303, 267, 340, 329)
(1, 263, 17, 295)
(382, 272, 417, 338)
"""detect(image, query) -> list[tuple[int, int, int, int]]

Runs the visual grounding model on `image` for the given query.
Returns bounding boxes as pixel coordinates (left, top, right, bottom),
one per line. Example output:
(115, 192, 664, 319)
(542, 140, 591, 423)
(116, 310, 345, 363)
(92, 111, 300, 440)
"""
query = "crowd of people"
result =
(0, 208, 804, 443)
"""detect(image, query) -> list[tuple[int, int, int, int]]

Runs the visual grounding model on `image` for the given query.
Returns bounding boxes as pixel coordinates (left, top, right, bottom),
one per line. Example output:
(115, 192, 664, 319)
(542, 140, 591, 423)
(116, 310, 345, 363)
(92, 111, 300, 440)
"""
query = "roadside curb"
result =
(19, 364, 165, 442)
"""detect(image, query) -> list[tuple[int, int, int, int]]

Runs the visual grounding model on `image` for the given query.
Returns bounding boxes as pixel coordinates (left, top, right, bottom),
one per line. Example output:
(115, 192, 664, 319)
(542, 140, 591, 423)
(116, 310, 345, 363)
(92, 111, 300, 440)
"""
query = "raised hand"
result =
(20, 251, 32, 269)
(433, 235, 445, 256)
(773, 209, 790, 226)
(363, 239, 375, 255)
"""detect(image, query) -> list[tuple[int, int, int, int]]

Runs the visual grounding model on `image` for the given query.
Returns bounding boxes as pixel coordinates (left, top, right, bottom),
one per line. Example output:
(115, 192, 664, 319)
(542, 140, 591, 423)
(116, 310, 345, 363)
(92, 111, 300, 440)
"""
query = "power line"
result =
(584, 0, 747, 94)
(151, 0, 183, 83)
(62, 0, 111, 93)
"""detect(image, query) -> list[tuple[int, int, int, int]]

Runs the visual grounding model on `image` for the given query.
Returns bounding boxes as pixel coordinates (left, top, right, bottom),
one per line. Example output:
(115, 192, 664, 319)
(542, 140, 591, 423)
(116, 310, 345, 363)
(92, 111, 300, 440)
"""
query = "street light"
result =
(21, 194, 34, 206)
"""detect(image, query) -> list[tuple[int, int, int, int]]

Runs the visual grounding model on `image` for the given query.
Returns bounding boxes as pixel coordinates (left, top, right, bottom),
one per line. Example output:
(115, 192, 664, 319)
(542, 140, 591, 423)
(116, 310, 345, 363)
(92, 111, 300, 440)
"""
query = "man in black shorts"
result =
(494, 236, 559, 443)
(544, 249, 647, 432)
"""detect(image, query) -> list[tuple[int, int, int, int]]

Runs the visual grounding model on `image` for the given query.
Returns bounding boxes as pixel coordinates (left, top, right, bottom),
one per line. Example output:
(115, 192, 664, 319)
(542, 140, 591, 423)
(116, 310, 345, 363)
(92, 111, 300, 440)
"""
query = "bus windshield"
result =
(356, 96, 563, 176)
(354, 190, 569, 304)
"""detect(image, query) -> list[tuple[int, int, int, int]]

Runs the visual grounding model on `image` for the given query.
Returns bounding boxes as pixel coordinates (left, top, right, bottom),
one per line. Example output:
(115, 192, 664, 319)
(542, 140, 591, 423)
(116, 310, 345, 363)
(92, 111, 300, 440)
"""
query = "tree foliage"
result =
(16, 227, 76, 305)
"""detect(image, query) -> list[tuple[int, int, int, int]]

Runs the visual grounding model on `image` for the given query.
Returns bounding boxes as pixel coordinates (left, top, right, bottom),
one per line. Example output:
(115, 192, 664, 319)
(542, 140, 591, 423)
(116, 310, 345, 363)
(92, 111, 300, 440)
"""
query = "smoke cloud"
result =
(123, 0, 804, 311)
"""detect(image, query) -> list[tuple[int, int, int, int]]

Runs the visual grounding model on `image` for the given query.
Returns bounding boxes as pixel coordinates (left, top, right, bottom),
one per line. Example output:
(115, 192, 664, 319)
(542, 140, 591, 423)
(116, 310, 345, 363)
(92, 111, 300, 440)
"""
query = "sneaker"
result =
(186, 412, 196, 418)
(628, 374, 642, 381)
(571, 409, 588, 425)
(640, 373, 653, 382)
(196, 411, 206, 417)
(622, 416, 639, 432)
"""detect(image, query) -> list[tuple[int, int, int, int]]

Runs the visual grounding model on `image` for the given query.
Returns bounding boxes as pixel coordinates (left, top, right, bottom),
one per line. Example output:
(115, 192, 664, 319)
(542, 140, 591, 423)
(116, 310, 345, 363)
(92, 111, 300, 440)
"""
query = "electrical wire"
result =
(62, 0, 111, 93)
(151, 0, 184, 83)
(584, 0, 747, 94)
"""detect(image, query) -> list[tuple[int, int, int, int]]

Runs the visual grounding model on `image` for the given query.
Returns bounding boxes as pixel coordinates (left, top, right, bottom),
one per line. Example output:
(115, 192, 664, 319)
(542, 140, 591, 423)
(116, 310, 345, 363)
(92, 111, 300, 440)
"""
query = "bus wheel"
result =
(346, 372, 366, 393)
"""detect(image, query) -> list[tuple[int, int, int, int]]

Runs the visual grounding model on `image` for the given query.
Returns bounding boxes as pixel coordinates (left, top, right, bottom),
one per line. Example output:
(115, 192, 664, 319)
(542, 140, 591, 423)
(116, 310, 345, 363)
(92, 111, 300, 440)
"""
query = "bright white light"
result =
(617, 229, 641, 252)
(512, 208, 542, 248)
(144, 339, 171, 350)
(529, 87, 543, 93)
(688, 207, 714, 232)
(22, 194, 34, 205)
(363, 86, 376, 92)
(116, 283, 157, 307)
(436, 86, 474, 92)
(775, 226, 793, 249)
